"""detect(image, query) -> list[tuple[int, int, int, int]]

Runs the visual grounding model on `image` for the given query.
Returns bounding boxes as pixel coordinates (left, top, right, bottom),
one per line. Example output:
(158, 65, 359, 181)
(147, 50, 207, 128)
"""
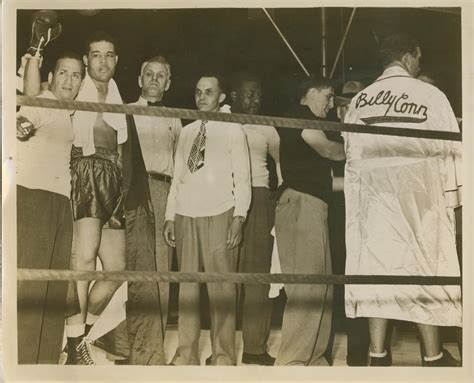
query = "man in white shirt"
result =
(16, 52, 84, 364)
(343, 33, 462, 367)
(164, 74, 251, 365)
(229, 73, 281, 366)
(130, 56, 182, 329)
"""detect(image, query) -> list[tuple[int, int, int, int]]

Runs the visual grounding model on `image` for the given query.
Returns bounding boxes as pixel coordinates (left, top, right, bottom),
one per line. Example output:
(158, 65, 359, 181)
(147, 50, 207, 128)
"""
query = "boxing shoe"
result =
(368, 354, 392, 367)
(65, 335, 96, 365)
(422, 349, 460, 367)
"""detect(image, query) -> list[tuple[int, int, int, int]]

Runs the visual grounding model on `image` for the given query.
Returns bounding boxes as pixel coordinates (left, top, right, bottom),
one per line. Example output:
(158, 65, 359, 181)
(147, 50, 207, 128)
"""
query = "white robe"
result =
(342, 66, 462, 326)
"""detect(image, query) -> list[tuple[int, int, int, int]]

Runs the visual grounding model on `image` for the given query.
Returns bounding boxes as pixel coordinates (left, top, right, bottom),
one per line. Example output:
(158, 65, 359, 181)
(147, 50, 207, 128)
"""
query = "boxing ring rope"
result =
(17, 269, 461, 285)
(17, 96, 462, 141)
(16, 95, 463, 286)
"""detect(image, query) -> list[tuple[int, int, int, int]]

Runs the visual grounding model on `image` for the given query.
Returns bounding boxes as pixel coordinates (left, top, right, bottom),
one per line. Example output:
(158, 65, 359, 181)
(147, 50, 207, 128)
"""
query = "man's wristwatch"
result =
(234, 215, 246, 224)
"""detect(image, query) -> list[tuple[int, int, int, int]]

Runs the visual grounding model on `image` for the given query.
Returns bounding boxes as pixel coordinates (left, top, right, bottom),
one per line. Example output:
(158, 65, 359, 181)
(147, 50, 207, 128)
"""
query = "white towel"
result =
(73, 72, 127, 156)
(87, 258, 128, 341)
(269, 226, 283, 298)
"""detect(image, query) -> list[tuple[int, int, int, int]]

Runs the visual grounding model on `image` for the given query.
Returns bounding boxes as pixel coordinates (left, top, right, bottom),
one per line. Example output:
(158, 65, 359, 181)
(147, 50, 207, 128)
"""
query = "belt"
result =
(71, 145, 120, 164)
(148, 172, 172, 183)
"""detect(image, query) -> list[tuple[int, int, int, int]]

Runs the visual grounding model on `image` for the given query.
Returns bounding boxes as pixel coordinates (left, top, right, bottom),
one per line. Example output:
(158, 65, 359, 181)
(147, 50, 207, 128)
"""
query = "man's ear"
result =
(230, 91, 238, 102)
(219, 93, 226, 104)
(401, 52, 411, 67)
(47, 72, 53, 85)
(115, 55, 119, 65)
(83, 55, 88, 67)
(165, 78, 171, 92)
(138, 75, 143, 88)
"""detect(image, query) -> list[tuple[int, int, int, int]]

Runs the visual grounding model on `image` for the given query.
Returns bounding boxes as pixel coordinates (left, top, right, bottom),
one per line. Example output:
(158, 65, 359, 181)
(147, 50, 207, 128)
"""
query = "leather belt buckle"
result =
(148, 172, 172, 183)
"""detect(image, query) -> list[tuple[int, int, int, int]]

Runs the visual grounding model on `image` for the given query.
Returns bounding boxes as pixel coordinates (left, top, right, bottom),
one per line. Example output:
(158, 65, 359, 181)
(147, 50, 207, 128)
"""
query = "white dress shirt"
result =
(130, 97, 182, 176)
(244, 124, 281, 188)
(165, 116, 251, 220)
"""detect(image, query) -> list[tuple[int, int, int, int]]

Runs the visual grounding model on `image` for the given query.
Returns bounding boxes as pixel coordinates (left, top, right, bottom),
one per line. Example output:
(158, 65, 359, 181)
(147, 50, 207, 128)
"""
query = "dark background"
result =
(17, 7, 462, 117)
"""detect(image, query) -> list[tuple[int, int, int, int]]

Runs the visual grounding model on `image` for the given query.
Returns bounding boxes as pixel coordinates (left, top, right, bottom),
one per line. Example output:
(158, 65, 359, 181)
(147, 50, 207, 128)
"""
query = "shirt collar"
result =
(219, 104, 231, 113)
(137, 96, 164, 106)
(377, 65, 411, 81)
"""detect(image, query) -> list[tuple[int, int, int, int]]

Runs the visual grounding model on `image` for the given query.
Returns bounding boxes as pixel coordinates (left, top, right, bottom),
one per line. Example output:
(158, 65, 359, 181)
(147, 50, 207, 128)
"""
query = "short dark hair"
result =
(197, 72, 227, 93)
(229, 72, 262, 92)
(379, 33, 419, 67)
(53, 51, 85, 78)
(297, 75, 334, 100)
(84, 31, 118, 56)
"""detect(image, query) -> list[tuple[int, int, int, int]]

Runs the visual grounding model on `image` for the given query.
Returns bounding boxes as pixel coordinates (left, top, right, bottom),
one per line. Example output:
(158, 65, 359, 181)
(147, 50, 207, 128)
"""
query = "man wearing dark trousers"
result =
(131, 55, 182, 330)
(230, 73, 282, 366)
(17, 51, 84, 364)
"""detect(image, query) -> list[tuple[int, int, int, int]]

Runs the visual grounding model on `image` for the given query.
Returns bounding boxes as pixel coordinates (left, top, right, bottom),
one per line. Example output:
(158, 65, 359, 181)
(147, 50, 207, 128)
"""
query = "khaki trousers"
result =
(172, 208, 238, 366)
(274, 188, 333, 366)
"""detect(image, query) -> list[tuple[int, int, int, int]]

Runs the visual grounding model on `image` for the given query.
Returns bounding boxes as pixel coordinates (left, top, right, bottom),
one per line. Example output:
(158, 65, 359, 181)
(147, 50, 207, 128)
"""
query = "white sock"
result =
(86, 312, 99, 326)
(66, 323, 85, 338)
(424, 351, 443, 362)
(369, 350, 388, 358)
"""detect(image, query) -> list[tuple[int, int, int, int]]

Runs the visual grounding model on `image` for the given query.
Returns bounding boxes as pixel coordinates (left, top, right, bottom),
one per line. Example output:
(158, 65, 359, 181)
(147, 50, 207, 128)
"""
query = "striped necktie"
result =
(187, 120, 207, 173)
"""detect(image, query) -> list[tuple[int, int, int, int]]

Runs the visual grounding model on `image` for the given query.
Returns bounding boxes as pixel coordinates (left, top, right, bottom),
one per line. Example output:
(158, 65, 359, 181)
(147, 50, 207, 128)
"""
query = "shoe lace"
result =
(76, 336, 96, 365)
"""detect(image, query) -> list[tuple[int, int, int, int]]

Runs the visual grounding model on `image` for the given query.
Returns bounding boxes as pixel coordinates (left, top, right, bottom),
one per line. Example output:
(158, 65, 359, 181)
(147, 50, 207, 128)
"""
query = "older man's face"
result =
(307, 86, 334, 119)
(84, 40, 117, 83)
(139, 61, 170, 100)
(49, 58, 83, 101)
(195, 77, 225, 112)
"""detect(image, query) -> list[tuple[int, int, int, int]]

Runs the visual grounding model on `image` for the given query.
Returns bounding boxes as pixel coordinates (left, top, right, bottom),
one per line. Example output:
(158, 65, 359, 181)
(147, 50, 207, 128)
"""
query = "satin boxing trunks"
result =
(70, 145, 125, 229)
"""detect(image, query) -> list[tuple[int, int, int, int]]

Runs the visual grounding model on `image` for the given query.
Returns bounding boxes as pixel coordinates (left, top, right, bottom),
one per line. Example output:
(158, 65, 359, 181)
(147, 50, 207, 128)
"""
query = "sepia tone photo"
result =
(2, 0, 473, 381)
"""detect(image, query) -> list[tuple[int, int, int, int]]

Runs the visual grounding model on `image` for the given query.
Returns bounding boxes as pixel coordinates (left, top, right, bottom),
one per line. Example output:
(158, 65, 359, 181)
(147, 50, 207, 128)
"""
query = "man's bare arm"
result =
(301, 129, 345, 161)
(23, 56, 42, 96)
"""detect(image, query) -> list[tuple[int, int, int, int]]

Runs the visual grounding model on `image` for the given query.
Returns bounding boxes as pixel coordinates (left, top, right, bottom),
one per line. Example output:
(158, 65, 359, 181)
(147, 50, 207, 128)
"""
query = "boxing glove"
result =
(27, 10, 62, 58)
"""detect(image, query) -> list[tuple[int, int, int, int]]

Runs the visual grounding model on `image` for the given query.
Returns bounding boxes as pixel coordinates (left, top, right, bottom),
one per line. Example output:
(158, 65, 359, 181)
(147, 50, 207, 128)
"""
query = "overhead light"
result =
(77, 10, 101, 16)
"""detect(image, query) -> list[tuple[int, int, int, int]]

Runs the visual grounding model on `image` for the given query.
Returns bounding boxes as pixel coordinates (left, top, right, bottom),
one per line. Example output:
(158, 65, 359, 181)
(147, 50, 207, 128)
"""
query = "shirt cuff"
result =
(165, 213, 175, 222)
(233, 209, 247, 220)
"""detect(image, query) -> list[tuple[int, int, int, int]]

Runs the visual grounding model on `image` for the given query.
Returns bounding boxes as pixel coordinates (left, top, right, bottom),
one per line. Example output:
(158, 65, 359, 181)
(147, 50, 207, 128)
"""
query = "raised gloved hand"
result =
(27, 10, 62, 58)
(17, 115, 36, 141)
